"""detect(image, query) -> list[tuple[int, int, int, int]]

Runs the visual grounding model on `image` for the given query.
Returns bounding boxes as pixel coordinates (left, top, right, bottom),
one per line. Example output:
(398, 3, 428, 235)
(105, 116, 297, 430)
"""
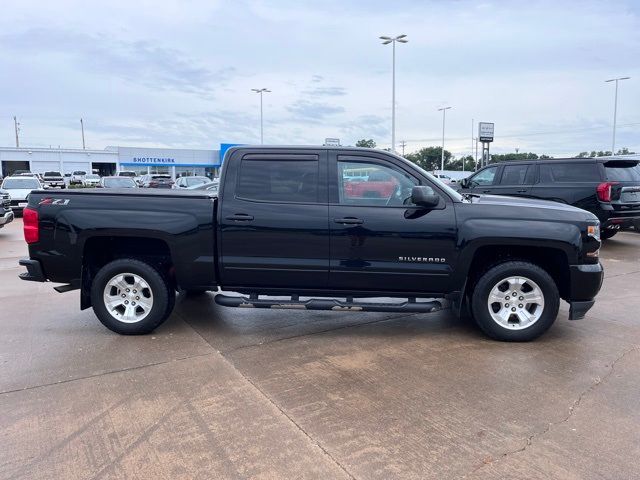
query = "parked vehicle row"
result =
(456, 157, 640, 239)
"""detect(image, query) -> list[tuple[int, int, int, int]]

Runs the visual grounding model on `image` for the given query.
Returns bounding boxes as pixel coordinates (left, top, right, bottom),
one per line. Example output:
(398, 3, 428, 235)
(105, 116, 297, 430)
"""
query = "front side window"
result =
(338, 160, 417, 206)
(500, 164, 531, 185)
(237, 158, 319, 203)
(470, 166, 498, 186)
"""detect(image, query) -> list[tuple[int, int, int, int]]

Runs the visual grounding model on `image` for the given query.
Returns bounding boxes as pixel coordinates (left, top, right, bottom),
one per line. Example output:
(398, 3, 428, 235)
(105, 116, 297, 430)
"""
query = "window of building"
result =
(236, 157, 319, 203)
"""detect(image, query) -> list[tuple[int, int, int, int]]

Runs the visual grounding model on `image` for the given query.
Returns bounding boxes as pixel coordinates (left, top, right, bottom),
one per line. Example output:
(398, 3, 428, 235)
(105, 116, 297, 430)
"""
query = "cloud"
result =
(0, 28, 233, 98)
(286, 100, 345, 122)
(303, 86, 347, 97)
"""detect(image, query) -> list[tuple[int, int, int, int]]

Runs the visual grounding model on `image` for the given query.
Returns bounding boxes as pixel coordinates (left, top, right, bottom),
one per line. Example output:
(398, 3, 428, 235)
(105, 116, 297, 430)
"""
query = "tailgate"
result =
(604, 160, 640, 211)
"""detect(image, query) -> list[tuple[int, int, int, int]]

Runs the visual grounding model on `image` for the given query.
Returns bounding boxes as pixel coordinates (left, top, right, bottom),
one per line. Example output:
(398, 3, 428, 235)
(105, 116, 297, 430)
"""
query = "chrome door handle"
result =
(334, 217, 364, 225)
(226, 214, 254, 221)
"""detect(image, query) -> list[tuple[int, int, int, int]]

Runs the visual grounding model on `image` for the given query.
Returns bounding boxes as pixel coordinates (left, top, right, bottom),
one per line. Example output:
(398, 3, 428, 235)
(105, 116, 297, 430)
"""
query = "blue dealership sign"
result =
(220, 143, 243, 164)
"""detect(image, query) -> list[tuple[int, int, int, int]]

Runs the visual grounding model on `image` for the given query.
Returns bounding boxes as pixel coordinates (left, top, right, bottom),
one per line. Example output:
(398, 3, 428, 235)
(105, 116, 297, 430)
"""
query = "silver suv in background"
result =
(42, 171, 65, 189)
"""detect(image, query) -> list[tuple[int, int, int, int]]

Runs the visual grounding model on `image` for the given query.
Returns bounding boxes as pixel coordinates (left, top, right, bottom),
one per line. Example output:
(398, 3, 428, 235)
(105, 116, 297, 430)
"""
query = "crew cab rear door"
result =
(490, 163, 536, 197)
(219, 149, 329, 289)
(327, 151, 457, 294)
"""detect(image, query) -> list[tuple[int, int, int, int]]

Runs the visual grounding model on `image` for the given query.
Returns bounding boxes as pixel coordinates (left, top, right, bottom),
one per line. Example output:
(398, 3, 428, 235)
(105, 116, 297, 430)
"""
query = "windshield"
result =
(104, 178, 136, 188)
(186, 177, 208, 186)
(73, 171, 86, 175)
(44, 171, 61, 177)
(118, 171, 136, 177)
(604, 161, 640, 182)
(2, 178, 41, 189)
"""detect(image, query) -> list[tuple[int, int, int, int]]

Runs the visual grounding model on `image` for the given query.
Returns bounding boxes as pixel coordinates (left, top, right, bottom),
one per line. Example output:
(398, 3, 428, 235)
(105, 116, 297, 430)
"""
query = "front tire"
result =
(471, 261, 559, 341)
(91, 258, 175, 335)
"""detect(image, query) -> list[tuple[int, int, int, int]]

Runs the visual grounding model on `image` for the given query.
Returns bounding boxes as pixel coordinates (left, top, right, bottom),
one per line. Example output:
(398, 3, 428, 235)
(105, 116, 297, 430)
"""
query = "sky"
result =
(0, 0, 638, 158)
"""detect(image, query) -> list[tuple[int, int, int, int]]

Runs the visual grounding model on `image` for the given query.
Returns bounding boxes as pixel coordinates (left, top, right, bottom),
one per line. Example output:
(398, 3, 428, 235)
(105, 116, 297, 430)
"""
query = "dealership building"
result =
(0, 144, 237, 178)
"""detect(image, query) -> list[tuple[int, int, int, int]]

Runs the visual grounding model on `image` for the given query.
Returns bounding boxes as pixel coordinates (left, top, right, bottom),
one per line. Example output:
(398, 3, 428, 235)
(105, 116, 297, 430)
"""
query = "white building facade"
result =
(0, 145, 226, 179)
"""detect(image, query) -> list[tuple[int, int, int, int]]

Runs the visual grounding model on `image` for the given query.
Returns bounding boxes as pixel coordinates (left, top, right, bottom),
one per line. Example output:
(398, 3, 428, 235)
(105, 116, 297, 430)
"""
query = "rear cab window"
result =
(236, 155, 320, 203)
(538, 162, 600, 182)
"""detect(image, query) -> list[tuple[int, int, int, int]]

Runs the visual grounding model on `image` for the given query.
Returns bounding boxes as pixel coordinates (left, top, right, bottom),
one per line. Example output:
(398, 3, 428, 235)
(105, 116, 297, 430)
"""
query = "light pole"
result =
(251, 88, 271, 144)
(605, 76, 630, 155)
(438, 106, 451, 171)
(379, 34, 408, 153)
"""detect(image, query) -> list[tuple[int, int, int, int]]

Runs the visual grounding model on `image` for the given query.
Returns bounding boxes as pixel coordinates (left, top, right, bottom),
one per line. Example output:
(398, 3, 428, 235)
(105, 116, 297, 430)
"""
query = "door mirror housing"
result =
(459, 177, 470, 189)
(411, 186, 440, 208)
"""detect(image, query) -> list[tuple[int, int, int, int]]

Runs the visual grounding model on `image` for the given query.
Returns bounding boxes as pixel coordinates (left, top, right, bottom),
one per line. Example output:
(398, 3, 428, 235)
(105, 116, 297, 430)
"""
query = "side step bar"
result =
(215, 294, 442, 313)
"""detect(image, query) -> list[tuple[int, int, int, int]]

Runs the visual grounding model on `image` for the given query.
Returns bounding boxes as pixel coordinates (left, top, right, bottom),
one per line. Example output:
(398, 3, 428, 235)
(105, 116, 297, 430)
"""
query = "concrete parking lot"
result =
(1, 218, 639, 480)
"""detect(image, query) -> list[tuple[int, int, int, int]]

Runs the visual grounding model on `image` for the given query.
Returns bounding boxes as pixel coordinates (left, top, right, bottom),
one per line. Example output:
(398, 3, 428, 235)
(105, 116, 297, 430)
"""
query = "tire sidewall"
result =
(471, 262, 560, 341)
(91, 259, 171, 335)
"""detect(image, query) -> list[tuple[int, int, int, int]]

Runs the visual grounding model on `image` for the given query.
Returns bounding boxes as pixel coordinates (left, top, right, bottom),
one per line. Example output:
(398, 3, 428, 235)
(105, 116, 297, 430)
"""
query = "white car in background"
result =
(83, 174, 101, 187)
(70, 170, 87, 185)
(1, 176, 43, 214)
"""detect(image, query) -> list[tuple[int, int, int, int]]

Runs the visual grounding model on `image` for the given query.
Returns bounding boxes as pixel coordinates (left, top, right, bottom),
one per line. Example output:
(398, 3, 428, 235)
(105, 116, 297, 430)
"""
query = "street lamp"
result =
(379, 34, 408, 153)
(605, 76, 630, 155)
(251, 88, 271, 144)
(438, 106, 452, 171)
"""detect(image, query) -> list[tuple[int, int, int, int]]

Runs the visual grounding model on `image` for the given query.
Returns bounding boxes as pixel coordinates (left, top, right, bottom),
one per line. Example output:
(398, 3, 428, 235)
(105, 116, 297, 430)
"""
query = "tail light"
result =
(23, 207, 39, 244)
(596, 182, 619, 202)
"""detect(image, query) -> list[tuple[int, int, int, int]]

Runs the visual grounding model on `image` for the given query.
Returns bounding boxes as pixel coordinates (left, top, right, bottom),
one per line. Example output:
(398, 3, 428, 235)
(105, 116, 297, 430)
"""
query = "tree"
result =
(355, 139, 376, 148)
(405, 146, 452, 171)
(490, 152, 539, 163)
(447, 155, 476, 171)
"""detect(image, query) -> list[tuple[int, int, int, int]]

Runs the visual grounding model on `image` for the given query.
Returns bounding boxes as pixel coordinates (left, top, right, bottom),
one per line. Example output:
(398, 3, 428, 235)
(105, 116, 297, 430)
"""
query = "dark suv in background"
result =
(457, 157, 640, 239)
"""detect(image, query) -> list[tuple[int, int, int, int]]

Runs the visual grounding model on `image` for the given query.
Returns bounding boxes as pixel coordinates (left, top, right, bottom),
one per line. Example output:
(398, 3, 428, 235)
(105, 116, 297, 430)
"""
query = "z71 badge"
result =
(39, 198, 70, 206)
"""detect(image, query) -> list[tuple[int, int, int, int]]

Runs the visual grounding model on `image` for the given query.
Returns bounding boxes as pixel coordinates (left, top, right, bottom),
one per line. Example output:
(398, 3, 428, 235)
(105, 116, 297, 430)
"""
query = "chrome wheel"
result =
(103, 273, 154, 323)
(487, 276, 544, 330)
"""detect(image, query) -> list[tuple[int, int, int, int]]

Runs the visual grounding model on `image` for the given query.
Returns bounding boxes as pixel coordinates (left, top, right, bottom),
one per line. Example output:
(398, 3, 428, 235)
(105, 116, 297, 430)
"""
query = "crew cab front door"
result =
(219, 150, 329, 289)
(460, 164, 500, 194)
(328, 152, 457, 294)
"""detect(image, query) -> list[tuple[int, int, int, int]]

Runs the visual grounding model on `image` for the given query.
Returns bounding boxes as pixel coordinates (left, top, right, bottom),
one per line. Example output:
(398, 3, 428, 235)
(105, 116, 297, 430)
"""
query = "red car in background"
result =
(343, 170, 398, 199)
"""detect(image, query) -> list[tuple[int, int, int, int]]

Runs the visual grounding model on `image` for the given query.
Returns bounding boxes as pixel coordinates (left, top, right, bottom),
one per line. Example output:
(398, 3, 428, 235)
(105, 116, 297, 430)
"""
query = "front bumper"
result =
(19, 258, 46, 282)
(0, 210, 14, 226)
(45, 181, 65, 187)
(567, 263, 604, 320)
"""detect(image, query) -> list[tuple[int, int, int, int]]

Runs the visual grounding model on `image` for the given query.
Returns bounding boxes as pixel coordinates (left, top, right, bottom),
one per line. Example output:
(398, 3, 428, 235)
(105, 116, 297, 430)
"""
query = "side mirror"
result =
(411, 186, 440, 208)
(459, 178, 470, 189)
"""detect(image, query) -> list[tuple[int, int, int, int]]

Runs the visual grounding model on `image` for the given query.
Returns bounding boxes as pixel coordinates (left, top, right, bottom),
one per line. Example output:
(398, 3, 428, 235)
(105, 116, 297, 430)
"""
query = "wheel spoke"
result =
(522, 291, 543, 304)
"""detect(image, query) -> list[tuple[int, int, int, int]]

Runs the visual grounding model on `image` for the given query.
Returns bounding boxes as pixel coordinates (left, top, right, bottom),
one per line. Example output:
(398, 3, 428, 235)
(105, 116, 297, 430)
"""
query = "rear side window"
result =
(500, 164, 531, 185)
(539, 163, 599, 182)
(604, 161, 640, 182)
(237, 157, 319, 203)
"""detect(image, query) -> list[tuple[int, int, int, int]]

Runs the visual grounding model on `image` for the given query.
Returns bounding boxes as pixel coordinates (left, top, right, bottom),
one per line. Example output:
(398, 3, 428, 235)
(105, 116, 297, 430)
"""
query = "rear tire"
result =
(600, 229, 618, 240)
(471, 261, 559, 341)
(91, 258, 175, 335)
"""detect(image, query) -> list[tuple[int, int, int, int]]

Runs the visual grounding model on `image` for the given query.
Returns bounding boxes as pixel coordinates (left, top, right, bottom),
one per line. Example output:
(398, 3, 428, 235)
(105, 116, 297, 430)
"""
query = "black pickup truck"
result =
(19, 146, 603, 341)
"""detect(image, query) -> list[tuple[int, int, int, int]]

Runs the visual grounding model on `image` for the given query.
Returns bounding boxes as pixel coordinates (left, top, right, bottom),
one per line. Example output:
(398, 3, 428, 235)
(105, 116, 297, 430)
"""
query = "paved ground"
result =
(1, 218, 639, 479)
